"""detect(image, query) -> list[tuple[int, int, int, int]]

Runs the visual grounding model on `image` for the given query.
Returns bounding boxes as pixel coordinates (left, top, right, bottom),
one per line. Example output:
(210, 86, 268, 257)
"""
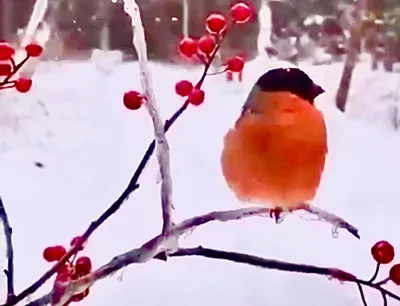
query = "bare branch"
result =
(123, 0, 173, 234)
(0, 197, 15, 303)
(25, 294, 51, 306)
(301, 204, 360, 239)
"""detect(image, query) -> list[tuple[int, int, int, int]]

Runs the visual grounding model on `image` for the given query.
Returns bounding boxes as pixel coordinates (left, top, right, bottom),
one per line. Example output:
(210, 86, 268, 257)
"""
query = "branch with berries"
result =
(0, 42, 43, 92)
(19, 211, 400, 306)
(1, 2, 399, 306)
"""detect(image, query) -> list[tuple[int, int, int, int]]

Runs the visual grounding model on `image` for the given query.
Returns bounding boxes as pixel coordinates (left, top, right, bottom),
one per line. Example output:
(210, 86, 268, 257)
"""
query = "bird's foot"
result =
(269, 207, 283, 223)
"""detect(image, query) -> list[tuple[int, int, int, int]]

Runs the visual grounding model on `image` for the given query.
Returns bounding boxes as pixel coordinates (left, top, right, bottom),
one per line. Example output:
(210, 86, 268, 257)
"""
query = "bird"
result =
(221, 67, 327, 220)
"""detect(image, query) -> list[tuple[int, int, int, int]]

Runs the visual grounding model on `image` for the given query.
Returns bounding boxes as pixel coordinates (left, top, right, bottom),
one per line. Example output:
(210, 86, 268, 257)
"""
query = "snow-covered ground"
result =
(1, 55, 400, 305)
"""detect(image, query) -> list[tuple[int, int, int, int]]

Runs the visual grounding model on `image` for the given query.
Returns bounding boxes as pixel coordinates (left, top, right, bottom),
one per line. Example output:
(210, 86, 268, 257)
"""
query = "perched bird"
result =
(221, 68, 327, 217)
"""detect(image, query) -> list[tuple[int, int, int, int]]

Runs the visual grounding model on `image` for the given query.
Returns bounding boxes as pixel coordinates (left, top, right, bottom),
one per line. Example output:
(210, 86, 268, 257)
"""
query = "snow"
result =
(1, 54, 400, 305)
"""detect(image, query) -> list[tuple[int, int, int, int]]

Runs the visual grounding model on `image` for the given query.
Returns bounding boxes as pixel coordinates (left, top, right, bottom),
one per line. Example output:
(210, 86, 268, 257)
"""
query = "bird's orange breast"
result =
(221, 91, 327, 209)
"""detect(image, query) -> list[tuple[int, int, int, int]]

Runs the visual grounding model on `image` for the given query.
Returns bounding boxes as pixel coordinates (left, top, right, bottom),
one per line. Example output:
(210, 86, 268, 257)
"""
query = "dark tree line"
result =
(0, 0, 262, 61)
(0, 0, 398, 61)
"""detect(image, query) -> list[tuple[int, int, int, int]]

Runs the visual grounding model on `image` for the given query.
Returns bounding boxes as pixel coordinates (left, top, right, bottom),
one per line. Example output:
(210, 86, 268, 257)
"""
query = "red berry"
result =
(123, 90, 144, 110)
(57, 265, 72, 276)
(179, 37, 198, 57)
(390, 264, 400, 285)
(43, 245, 67, 262)
(206, 13, 227, 34)
(188, 88, 205, 106)
(25, 43, 43, 57)
(0, 63, 12, 76)
(175, 80, 193, 97)
(230, 2, 252, 24)
(15, 78, 32, 93)
(0, 42, 14, 60)
(226, 56, 244, 72)
(56, 269, 71, 282)
(70, 289, 90, 302)
(70, 236, 86, 251)
(75, 256, 92, 275)
(371, 240, 395, 264)
(198, 35, 216, 55)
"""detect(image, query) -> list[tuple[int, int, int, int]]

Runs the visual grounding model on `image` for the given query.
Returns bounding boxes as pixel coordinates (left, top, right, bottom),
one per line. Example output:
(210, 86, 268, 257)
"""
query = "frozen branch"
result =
(24, 204, 360, 306)
(300, 204, 360, 239)
(0, 197, 15, 303)
(123, 0, 173, 234)
(173, 205, 360, 239)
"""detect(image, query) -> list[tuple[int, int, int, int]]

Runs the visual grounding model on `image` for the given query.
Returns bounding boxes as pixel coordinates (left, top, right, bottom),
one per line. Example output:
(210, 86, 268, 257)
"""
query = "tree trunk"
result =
(182, 0, 189, 37)
(335, 1, 364, 112)
(1, 0, 12, 41)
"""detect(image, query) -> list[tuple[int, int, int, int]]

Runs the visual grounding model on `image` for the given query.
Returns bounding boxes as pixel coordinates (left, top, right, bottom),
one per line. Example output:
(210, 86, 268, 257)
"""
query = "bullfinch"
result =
(221, 68, 327, 217)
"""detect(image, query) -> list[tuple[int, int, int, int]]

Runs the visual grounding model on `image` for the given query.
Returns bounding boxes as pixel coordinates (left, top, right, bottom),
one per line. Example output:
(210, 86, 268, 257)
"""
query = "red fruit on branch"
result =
(25, 43, 43, 57)
(70, 235, 86, 251)
(0, 42, 14, 60)
(226, 56, 245, 72)
(179, 37, 198, 58)
(75, 256, 92, 276)
(15, 78, 32, 93)
(43, 245, 67, 262)
(198, 35, 216, 55)
(230, 2, 252, 24)
(371, 240, 395, 264)
(206, 13, 227, 34)
(175, 80, 193, 97)
(390, 264, 400, 285)
(188, 88, 205, 106)
(0, 63, 12, 76)
(123, 90, 144, 110)
(57, 265, 72, 277)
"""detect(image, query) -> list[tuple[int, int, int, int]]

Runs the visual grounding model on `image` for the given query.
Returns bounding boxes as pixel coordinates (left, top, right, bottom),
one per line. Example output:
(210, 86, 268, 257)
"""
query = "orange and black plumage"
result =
(221, 68, 327, 214)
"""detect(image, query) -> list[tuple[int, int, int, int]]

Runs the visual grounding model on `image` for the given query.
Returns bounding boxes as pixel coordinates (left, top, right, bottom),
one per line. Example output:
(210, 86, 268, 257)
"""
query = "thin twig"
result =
(0, 56, 30, 86)
(357, 283, 368, 306)
(301, 204, 360, 239)
(0, 197, 15, 303)
(123, 0, 174, 234)
(368, 263, 380, 283)
(375, 277, 390, 287)
(382, 291, 388, 306)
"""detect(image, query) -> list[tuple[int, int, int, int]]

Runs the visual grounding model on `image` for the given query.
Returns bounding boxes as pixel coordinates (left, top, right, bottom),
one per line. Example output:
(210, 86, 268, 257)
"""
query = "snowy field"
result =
(1, 55, 400, 305)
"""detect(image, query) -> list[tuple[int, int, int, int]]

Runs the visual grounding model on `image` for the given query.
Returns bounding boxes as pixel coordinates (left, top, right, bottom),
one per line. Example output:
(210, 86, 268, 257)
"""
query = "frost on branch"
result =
(123, 0, 173, 234)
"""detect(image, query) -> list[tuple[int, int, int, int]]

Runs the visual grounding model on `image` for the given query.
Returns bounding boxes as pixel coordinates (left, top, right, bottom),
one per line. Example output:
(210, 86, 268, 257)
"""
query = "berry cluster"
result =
(0, 41, 43, 93)
(43, 236, 92, 304)
(122, 2, 252, 110)
(371, 240, 400, 285)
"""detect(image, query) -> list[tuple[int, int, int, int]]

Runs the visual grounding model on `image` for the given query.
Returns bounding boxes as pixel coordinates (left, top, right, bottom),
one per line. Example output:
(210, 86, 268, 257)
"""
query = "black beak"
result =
(311, 84, 325, 100)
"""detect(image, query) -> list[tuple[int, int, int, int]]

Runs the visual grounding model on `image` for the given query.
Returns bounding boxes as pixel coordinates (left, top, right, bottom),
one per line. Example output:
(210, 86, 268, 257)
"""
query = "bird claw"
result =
(269, 207, 283, 223)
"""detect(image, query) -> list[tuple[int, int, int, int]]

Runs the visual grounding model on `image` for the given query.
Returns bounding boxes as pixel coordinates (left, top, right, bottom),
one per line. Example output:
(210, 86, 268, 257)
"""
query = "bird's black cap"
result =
(255, 68, 324, 103)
